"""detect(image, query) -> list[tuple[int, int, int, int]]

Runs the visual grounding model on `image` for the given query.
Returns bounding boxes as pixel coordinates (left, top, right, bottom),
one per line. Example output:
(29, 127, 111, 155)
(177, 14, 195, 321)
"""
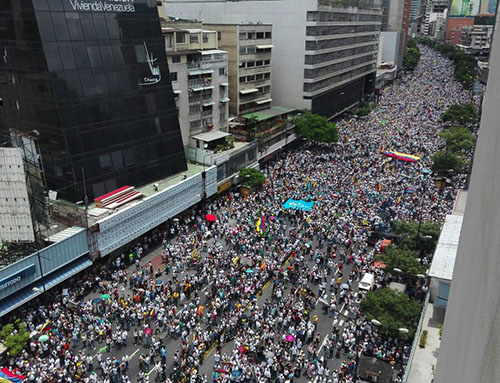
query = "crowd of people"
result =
(2, 45, 475, 383)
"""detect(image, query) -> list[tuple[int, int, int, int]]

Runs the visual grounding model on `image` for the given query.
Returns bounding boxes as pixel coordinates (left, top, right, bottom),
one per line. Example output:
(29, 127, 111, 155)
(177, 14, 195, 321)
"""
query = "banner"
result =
(283, 199, 315, 211)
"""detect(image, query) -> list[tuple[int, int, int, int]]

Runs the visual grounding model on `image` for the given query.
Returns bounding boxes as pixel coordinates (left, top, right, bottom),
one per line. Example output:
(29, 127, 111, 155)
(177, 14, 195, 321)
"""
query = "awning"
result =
(220, 82, 229, 86)
(190, 85, 215, 92)
(240, 88, 259, 95)
(49, 226, 86, 243)
(0, 255, 92, 318)
(192, 131, 231, 142)
(256, 44, 274, 49)
(202, 100, 216, 107)
(256, 98, 273, 105)
(188, 69, 214, 76)
(220, 97, 230, 103)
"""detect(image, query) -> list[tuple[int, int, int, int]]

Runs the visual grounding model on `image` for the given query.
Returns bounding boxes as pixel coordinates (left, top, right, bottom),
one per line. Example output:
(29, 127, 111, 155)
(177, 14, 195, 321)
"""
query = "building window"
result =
(264, 59, 271, 65)
(220, 111, 226, 122)
(190, 34, 199, 44)
(239, 76, 246, 83)
(165, 34, 173, 49)
(239, 62, 246, 68)
(172, 55, 181, 63)
(255, 60, 263, 66)
(189, 104, 200, 114)
(247, 32, 256, 39)
(219, 67, 225, 75)
(239, 32, 246, 40)
(170, 72, 177, 81)
(264, 72, 270, 79)
(247, 61, 255, 67)
(247, 46, 256, 54)
(218, 31, 222, 41)
(265, 32, 272, 38)
(176, 33, 186, 43)
(257, 32, 264, 39)
(239, 46, 246, 55)
(203, 34, 209, 43)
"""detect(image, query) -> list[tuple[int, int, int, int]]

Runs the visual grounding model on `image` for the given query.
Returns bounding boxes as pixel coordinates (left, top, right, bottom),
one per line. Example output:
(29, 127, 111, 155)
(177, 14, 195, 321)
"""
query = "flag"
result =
(0, 368, 25, 383)
(260, 260, 266, 270)
(397, 195, 402, 204)
(40, 321, 53, 334)
(150, 308, 155, 317)
(377, 183, 382, 192)
(306, 216, 311, 224)
(256, 218, 262, 232)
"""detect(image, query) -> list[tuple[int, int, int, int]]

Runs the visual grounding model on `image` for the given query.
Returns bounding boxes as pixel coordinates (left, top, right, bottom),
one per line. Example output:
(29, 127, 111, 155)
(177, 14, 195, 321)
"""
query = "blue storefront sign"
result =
(0, 264, 36, 292)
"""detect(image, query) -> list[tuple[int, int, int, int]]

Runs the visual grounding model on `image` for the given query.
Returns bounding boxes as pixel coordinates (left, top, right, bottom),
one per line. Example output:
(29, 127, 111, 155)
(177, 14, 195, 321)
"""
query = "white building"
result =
(162, 22, 230, 151)
(433, 14, 500, 383)
(164, 0, 382, 119)
(459, 24, 494, 55)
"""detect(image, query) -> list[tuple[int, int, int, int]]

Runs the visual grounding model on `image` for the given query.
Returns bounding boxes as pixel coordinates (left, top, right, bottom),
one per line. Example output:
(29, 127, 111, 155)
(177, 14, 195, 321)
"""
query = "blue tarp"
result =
(283, 199, 314, 211)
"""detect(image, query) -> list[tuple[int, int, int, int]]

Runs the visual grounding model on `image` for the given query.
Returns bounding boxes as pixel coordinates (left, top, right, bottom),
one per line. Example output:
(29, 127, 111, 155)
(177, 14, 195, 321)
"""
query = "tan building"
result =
(204, 23, 273, 116)
(162, 20, 230, 150)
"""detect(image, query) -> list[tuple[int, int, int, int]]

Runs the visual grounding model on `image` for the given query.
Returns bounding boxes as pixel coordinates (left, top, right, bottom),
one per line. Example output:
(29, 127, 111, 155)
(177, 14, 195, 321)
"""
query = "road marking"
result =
(129, 348, 140, 360)
(201, 281, 213, 292)
(339, 319, 344, 327)
(344, 310, 349, 316)
(339, 303, 345, 313)
(148, 366, 158, 376)
(318, 333, 329, 352)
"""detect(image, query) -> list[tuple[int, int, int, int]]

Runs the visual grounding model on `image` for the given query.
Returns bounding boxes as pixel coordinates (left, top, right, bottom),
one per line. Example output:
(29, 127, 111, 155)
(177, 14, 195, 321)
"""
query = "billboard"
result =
(0, 148, 35, 242)
(450, 0, 497, 16)
(450, 0, 480, 16)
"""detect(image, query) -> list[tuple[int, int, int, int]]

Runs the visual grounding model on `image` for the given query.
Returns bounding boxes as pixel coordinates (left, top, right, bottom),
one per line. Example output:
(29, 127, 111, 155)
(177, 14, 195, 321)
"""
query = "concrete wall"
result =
(378, 31, 400, 65)
(434, 15, 500, 383)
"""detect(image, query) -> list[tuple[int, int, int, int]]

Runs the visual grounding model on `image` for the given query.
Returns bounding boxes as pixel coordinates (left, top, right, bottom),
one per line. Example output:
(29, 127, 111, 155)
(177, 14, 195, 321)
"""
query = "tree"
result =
(442, 103, 477, 126)
(376, 246, 426, 275)
(403, 47, 420, 71)
(239, 168, 266, 188)
(361, 288, 422, 338)
(392, 220, 440, 254)
(0, 320, 30, 356)
(295, 112, 339, 143)
(431, 150, 466, 175)
(438, 126, 475, 153)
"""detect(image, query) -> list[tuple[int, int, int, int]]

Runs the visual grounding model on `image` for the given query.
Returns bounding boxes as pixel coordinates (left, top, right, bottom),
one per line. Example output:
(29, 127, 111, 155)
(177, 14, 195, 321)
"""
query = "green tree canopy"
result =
(361, 288, 422, 338)
(392, 220, 440, 254)
(442, 103, 477, 126)
(0, 320, 30, 356)
(295, 112, 339, 143)
(403, 46, 421, 71)
(376, 246, 426, 275)
(239, 167, 266, 188)
(431, 150, 466, 175)
(438, 126, 475, 153)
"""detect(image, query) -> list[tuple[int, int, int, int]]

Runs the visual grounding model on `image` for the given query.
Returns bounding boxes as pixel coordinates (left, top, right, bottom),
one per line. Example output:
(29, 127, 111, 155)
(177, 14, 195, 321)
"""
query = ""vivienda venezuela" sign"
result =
(68, 0, 136, 13)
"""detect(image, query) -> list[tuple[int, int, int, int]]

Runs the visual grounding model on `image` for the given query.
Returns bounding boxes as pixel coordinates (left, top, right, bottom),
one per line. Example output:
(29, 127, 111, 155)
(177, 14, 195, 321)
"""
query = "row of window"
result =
(239, 59, 271, 69)
(239, 46, 272, 55)
(305, 44, 378, 65)
(239, 72, 271, 83)
(306, 11, 381, 22)
(304, 53, 377, 78)
(306, 24, 380, 36)
(303, 63, 375, 92)
(239, 31, 272, 40)
(305, 34, 378, 51)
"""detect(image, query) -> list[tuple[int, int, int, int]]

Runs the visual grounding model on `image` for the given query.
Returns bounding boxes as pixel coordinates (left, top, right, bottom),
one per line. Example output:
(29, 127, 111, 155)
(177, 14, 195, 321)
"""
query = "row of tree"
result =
(417, 37, 477, 88)
(403, 39, 421, 71)
(431, 103, 477, 175)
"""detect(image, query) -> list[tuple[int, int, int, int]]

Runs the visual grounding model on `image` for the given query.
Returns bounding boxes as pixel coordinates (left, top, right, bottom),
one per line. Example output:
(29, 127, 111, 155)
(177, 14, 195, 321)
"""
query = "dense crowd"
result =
(2, 45, 475, 383)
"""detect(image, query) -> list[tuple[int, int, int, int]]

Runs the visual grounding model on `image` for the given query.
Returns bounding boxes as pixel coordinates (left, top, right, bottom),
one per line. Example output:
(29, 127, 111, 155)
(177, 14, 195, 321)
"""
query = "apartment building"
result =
(162, 22, 230, 148)
(459, 24, 494, 54)
(202, 23, 273, 116)
(165, 0, 382, 119)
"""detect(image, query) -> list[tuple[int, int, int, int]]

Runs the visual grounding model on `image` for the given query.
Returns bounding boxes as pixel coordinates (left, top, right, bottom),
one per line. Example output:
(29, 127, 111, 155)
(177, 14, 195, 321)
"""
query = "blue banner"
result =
(0, 264, 36, 292)
(283, 199, 314, 211)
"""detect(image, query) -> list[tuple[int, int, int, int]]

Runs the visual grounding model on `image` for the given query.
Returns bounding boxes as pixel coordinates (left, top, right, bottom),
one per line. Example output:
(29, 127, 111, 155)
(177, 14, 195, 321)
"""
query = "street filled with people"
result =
(2, 45, 476, 383)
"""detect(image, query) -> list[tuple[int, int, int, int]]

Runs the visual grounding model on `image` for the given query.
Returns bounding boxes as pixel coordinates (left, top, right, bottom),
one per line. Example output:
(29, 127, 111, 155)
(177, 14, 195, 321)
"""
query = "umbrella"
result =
(231, 371, 242, 378)
(92, 298, 101, 304)
(156, 279, 164, 287)
(340, 283, 350, 290)
(246, 269, 254, 273)
(144, 328, 153, 335)
(38, 335, 49, 342)
(101, 294, 111, 300)
(373, 261, 386, 269)
(205, 214, 216, 222)
(285, 334, 295, 342)
(237, 346, 248, 354)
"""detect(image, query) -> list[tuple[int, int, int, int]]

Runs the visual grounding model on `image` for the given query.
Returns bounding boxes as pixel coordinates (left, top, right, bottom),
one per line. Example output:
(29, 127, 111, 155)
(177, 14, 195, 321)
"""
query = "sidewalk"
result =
(407, 303, 445, 383)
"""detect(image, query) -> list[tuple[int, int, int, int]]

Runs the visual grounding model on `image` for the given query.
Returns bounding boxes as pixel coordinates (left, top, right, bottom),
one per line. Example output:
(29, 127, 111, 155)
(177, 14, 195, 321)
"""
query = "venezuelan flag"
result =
(0, 368, 25, 383)
(40, 321, 53, 334)
(382, 150, 421, 162)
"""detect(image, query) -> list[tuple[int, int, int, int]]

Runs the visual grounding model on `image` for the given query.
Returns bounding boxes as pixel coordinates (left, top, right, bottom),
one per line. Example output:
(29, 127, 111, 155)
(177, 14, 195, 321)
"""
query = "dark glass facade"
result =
(0, 0, 186, 201)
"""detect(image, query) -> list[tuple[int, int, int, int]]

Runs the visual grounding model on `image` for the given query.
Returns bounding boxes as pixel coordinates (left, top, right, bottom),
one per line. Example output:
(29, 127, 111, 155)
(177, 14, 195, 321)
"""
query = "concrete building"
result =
(164, 0, 382, 119)
(204, 23, 273, 116)
(433, 14, 500, 383)
(161, 22, 230, 148)
(459, 24, 494, 54)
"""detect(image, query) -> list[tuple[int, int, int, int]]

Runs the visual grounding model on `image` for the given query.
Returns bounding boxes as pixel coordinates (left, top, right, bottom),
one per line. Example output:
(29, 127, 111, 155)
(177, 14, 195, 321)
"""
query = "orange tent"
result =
(380, 239, 392, 252)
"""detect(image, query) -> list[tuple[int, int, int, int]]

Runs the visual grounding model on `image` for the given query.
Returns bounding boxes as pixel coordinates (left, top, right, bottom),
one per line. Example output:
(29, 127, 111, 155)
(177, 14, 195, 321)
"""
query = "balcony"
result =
(189, 78, 215, 91)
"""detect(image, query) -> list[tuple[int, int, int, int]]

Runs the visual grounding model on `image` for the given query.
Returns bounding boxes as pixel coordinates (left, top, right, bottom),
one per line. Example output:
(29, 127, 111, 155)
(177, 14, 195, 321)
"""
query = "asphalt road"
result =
(75, 218, 366, 383)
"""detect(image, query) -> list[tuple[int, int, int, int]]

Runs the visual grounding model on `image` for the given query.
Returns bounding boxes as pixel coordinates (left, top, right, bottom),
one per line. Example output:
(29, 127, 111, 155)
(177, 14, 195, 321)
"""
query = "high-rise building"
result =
(433, 14, 500, 383)
(164, 0, 381, 119)
(0, 0, 187, 201)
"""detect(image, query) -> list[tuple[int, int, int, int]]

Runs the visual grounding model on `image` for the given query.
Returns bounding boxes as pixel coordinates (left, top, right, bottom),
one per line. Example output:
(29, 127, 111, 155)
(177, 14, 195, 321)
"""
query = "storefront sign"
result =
(0, 264, 36, 292)
(68, 0, 136, 13)
(139, 41, 161, 86)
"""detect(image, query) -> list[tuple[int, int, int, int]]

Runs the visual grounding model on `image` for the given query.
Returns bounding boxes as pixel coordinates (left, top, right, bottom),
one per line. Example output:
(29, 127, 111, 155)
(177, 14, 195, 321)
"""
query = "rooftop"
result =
(428, 214, 464, 281)
(242, 106, 297, 122)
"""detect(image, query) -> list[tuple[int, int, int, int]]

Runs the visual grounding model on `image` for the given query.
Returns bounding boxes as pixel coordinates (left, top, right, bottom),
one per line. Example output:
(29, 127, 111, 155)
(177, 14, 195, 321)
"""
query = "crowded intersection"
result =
(1, 45, 475, 383)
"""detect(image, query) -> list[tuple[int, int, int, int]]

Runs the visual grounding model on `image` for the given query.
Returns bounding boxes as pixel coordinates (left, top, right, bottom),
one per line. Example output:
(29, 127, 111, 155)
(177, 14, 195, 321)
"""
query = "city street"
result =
(8, 44, 475, 383)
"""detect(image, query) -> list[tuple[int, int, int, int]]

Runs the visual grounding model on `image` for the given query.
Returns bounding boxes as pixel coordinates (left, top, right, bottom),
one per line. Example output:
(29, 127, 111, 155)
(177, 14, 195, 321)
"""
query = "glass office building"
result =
(0, 0, 186, 201)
